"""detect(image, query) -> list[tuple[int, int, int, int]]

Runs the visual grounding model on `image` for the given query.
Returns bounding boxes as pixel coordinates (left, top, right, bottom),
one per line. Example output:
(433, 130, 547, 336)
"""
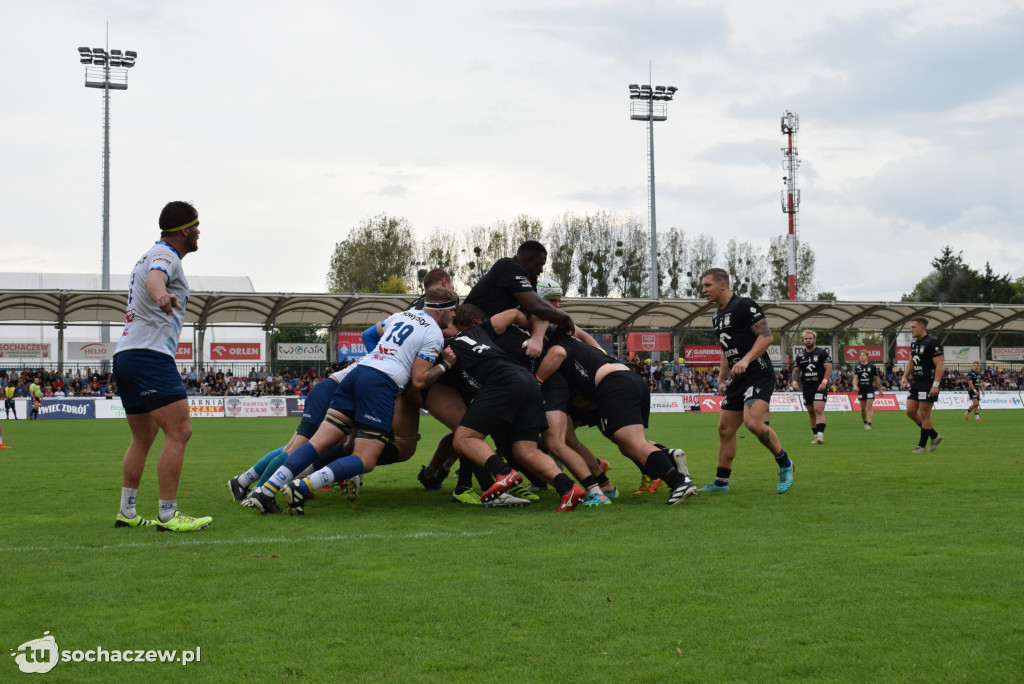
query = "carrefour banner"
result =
(37, 398, 95, 420)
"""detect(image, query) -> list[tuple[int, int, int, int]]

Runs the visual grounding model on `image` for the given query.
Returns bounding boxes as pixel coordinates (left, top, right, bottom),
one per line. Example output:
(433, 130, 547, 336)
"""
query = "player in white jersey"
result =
(247, 287, 459, 514)
(111, 201, 212, 533)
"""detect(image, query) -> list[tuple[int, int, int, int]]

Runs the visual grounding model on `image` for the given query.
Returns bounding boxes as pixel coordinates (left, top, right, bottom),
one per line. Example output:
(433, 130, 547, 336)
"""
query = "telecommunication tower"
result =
(780, 111, 800, 301)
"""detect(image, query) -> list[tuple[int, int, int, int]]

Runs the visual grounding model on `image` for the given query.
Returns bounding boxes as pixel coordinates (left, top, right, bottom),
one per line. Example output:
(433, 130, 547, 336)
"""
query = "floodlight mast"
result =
(629, 78, 677, 299)
(77, 30, 137, 353)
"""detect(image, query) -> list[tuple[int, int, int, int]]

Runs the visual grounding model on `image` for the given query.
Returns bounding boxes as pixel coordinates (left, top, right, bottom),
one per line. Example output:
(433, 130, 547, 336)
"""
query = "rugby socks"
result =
(552, 473, 575, 497)
(376, 442, 402, 466)
(581, 474, 601, 496)
(472, 461, 494, 490)
(484, 453, 513, 477)
(774, 450, 792, 469)
(817, 424, 826, 436)
(120, 487, 138, 518)
(712, 467, 731, 488)
(297, 456, 366, 495)
(918, 429, 938, 448)
(257, 450, 290, 487)
(240, 447, 284, 487)
(158, 499, 177, 523)
(643, 449, 687, 489)
(454, 457, 474, 494)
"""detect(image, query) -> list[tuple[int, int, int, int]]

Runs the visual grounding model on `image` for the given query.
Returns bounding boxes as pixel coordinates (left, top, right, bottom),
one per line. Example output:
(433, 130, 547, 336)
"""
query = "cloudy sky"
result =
(4, 0, 1022, 302)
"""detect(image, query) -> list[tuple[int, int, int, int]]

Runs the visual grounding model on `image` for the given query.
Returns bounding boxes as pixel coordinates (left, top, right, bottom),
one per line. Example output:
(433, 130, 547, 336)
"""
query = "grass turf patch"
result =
(0, 410, 1021, 682)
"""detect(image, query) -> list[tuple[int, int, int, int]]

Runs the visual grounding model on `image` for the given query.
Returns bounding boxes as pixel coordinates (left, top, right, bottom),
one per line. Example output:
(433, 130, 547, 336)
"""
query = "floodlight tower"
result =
(77, 34, 137, 350)
(629, 79, 677, 299)
(780, 111, 800, 301)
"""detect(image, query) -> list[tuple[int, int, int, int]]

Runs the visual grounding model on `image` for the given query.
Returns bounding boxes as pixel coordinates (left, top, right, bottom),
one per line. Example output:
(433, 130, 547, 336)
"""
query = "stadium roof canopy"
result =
(1, 285, 1023, 336)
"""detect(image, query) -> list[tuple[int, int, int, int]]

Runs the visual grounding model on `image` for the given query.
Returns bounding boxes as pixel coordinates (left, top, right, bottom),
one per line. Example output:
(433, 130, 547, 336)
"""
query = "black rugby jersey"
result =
(854, 363, 879, 389)
(794, 346, 832, 386)
(464, 257, 536, 317)
(966, 369, 983, 390)
(909, 334, 943, 381)
(448, 320, 519, 391)
(711, 295, 773, 374)
(550, 328, 616, 402)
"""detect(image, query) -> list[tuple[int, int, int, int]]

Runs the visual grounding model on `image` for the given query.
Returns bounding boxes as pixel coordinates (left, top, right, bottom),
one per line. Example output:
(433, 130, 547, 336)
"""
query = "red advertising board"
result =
(683, 345, 723, 366)
(626, 332, 671, 353)
(210, 343, 260, 361)
(337, 331, 368, 361)
(843, 345, 883, 362)
(175, 342, 193, 361)
(895, 346, 911, 363)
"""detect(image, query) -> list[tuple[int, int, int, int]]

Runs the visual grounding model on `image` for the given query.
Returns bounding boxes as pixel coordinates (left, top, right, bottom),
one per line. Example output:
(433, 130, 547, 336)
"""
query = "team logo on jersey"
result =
(722, 314, 731, 327)
(574, 360, 589, 379)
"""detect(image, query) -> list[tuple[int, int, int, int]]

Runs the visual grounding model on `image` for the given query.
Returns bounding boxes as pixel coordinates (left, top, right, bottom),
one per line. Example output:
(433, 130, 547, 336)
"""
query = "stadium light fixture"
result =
(76, 29, 138, 358)
(628, 74, 676, 300)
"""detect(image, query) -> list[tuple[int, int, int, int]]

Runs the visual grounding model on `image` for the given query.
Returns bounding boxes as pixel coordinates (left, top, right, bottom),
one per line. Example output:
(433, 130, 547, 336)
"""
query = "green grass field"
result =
(1, 409, 1021, 682)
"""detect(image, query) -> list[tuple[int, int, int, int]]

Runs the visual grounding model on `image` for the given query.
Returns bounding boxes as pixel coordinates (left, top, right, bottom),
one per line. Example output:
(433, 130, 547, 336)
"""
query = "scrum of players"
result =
(228, 241, 794, 517)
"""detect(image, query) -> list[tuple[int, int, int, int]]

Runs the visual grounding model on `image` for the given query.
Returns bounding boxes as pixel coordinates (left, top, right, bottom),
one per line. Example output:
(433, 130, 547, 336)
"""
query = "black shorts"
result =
(540, 373, 571, 414)
(967, 389, 979, 401)
(857, 388, 876, 402)
(4, 398, 14, 409)
(595, 370, 649, 437)
(460, 367, 547, 443)
(567, 393, 600, 427)
(802, 386, 829, 405)
(908, 382, 938, 404)
(721, 371, 775, 412)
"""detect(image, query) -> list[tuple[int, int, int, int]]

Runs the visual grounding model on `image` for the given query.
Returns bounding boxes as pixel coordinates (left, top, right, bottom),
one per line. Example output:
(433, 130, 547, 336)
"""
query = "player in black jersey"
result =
(900, 316, 944, 453)
(964, 360, 983, 422)
(851, 350, 882, 429)
(543, 326, 697, 505)
(699, 268, 794, 494)
(448, 305, 588, 512)
(790, 330, 833, 444)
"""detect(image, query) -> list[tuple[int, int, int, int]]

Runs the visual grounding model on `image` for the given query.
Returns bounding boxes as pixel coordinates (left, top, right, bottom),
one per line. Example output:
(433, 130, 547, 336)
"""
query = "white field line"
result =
(0, 529, 494, 554)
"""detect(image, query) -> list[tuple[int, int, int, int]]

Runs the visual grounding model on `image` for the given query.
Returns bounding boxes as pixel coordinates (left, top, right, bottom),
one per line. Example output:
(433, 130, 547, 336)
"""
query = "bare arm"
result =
(490, 308, 529, 335)
(930, 356, 944, 396)
(820, 362, 833, 390)
(901, 358, 915, 388)
(572, 326, 602, 350)
(513, 291, 575, 332)
(145, 270, 180, 315)
(409, 348, 457, 391)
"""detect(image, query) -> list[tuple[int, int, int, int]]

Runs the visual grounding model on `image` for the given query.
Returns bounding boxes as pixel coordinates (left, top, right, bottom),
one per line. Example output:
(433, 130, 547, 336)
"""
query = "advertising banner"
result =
(650, 394, 703, 413)
(67, 342, 114, 362)
(95, 398, 126, 419)
(768, 345, 782, 364)
(698, 395, 723, 413)
(980, 392, 1024, 409)
(849, 392, 902, 412)
(175, 342, 193, 361)
(770, 392, 803, 412)
(37, 398, 95, 420)
(210, 343, 260, 361)
(991, 347, 1024, 361)
(894, 347, 911, 365)
(943, 346, 981, 363)
(824, 393, 853, 412)
(285, 397, 306, 418)
(0, 398, 29, 420)
(337, 331, 368, 361)
(188, 397, 224, 418)
(595, 333, 615, 356)
(627, 332, 671, 353)
(224, 396, 290, 418)
(843, 346, 883, 362)
(276, 343, 327, 361)
(0, 342, 51, 359)
(683, 345, 722, 366)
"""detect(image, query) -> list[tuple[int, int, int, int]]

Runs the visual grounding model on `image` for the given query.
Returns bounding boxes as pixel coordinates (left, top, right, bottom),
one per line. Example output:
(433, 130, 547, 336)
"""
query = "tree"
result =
(683, 234, 718, 297)
(326, 214, 416, 293)
(611, 216, 649, 298)
(416, 229, 462, 290)
(724, 239, 765, 300)
(903, 247, 1018, 304)
(658, 226, 688, 298)
(544, 212, 586, 295)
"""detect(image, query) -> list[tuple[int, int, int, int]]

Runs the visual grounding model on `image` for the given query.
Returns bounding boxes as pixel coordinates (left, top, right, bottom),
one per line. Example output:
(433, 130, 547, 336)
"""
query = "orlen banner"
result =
(67, 341, 113, 361)
(895, 346, 911, 365)
(276, 343, 327, 361)
(175, 342, 193, 361)
(0, 342, 51, 359)
(992, 347, 1024, 361)
(683, 345, 722, 366)
(844, 346, 883, 362)
(210, 343, 261, 361)
(944, 346, 981, 363)
(337, 331, 367, 361)
(627, 332, 671, 353)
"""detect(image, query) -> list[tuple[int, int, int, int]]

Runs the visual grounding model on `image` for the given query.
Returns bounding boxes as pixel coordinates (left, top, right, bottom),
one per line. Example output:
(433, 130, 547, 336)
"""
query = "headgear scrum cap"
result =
(536, 278, 563, 301)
